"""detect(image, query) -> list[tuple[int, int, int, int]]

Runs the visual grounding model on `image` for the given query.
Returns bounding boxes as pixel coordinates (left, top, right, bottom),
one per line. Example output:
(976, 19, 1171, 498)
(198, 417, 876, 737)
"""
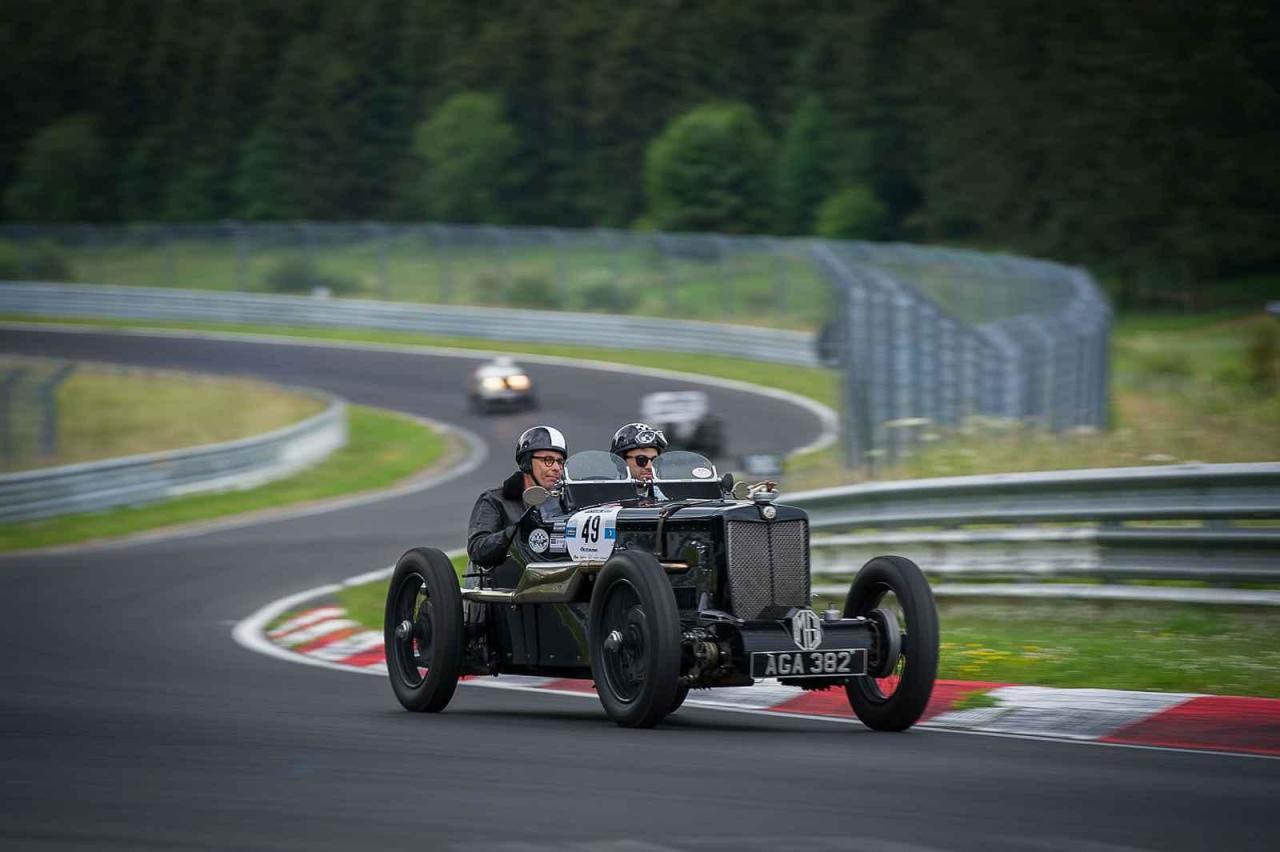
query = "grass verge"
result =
(0, 405, 447, 552)
(0, 356, 325, 471)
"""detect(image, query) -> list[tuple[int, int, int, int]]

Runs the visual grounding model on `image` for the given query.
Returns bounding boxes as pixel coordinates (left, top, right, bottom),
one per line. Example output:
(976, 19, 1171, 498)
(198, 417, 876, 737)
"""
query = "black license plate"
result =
(751, 648, 867, 678)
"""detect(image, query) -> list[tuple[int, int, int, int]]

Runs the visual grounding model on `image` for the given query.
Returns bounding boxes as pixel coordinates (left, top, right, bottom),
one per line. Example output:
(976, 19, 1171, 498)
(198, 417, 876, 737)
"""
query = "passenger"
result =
(467, 425, 567, 567)
(610, 422, 668, 482)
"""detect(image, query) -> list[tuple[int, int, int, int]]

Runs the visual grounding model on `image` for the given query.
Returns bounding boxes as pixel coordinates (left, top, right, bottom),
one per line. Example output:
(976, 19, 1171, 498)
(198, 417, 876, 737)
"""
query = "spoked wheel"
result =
(384, 547, 464, 713)
(843, 555, 939, 731)
(589, 550, 682, 728)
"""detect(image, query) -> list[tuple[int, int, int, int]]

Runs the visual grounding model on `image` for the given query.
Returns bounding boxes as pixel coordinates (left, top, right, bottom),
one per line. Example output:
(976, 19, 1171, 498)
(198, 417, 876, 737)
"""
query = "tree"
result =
(775, 94, 839, 234)
(814, 185, 888, 241)
(5, 115, 109, 221)
(402, 92, 519, 223)
(644, 102, 775, 234)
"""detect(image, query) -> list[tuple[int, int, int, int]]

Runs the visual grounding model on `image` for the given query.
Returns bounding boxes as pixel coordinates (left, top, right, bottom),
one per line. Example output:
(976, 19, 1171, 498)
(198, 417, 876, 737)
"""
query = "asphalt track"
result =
(1, 326, 1276, 852)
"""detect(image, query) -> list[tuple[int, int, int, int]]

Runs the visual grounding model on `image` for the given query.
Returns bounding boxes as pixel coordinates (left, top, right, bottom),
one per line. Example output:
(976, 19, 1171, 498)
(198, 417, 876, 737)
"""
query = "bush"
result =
(261, 257, 358, 296)
(507, 276, 564, 309)
(644, 102, 775, 234)
(575, 279, 639, 314)
(0, 241, 74, 281)
(815, 185, 889, 241)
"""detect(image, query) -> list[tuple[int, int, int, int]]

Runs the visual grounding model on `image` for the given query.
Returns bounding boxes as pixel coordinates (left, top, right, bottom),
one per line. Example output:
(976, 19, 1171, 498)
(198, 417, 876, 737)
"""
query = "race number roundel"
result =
(565, 506, 621, 561)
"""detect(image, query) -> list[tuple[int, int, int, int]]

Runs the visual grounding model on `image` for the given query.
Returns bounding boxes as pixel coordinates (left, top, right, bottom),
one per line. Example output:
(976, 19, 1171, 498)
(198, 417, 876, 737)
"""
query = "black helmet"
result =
(610, 422, 668, 457)
(516, 425, 568, 473)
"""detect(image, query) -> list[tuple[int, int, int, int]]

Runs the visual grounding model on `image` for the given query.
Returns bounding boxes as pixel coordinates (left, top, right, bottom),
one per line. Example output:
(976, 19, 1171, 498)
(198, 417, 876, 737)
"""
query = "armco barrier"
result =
(0, 283, 819, 367)
(786, 463, 1280, 599)
(0, 394, 346, 522)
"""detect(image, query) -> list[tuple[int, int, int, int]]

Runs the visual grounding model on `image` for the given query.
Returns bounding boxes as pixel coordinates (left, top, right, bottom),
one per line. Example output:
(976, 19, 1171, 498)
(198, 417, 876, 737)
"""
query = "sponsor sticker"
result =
(527, 528, 550, 553)
(565, 506, 621, 561)
(691, 466, 713, 479)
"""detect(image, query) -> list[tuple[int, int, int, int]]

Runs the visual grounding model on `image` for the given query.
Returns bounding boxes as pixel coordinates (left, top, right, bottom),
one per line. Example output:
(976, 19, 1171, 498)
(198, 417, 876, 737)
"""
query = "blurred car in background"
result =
(469, 357, 537, 414)
(640, 390, 725, 458)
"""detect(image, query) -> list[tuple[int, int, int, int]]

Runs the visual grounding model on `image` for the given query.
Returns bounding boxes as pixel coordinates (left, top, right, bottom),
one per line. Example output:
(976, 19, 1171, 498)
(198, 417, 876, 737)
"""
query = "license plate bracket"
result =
(750, 648, 867, 678)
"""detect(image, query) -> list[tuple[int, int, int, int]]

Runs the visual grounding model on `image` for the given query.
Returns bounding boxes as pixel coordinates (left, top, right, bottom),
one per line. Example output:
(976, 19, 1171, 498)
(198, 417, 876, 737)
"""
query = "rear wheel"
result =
(384, 547, 464, 712)
(589, 550, 682, 728)
(843, 556, 939, 731)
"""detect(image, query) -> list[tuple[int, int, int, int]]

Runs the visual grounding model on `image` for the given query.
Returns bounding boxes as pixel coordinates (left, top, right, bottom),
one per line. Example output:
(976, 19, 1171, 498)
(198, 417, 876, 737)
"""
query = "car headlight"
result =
(505, 374, 530, 390)
(480, 376, 505, 391)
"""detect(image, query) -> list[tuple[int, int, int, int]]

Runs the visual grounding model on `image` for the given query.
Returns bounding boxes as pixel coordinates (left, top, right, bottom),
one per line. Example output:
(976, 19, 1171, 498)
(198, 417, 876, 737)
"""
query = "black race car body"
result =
(386, 450, 939, 729)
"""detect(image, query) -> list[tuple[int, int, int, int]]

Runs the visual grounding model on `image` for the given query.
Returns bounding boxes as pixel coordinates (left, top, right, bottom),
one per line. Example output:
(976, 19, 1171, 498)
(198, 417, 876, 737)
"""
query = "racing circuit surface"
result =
(1, 326, 1276, 852)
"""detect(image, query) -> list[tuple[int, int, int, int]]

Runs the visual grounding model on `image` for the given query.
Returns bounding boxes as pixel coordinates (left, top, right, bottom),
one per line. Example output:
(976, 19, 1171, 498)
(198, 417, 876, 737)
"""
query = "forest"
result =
(2, 0, 1276, 305)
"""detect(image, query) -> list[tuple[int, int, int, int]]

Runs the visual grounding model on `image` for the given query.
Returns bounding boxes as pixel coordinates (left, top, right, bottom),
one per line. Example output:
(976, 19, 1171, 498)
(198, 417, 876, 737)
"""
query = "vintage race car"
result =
(468, 357, 537, 413)
(640, 390, 725, 458)
(384, 450, 939, 729)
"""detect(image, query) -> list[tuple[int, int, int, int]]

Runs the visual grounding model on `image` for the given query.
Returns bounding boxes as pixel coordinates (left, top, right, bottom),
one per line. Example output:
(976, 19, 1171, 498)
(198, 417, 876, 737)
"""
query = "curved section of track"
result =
(0, 326, 1275, 852)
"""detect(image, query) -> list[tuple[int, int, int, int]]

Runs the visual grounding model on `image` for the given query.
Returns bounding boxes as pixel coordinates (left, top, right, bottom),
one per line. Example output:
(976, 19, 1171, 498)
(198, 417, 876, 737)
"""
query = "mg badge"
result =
(792, 608, 823, 651)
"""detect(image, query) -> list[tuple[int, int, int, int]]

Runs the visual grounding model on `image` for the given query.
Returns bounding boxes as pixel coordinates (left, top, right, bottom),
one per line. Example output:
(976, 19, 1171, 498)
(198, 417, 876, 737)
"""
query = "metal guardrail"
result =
(0, 393, 347, 522)
(0, 282, 820, 367)
(787, 463, 1280, 602)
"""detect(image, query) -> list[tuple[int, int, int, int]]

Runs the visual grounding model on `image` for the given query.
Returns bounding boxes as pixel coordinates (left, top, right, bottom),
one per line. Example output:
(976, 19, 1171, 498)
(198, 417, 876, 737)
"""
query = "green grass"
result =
(0, 405, 447, 552)
(787, 310, 1280, 488)
(0, 356, 325, 471)
(325, 580, 1280, 696)
(930, 599, 1280, 697)
(331, 553, 468, 635)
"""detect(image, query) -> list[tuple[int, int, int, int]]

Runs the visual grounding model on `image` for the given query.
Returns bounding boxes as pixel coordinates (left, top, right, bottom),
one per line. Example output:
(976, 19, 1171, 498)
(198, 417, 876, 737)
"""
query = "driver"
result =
(610, 422, 668, 481)
(467, 425, 567, 567)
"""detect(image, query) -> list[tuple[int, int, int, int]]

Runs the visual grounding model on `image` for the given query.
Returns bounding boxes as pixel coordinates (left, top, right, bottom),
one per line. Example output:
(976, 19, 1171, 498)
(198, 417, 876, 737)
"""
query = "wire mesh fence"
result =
(0, 357, 76, 470)
(0, 222, 1110, 470)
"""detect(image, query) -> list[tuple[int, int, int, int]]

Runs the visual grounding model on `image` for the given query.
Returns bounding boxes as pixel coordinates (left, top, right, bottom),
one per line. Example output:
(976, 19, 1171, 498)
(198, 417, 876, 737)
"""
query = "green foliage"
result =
(261, 258, 358, 296)
(644, 102, 775, 234)
(814, 186, 888, 241)
(5, 115, 109, 221)
(0, 0, 1275, 298)
(575, 278, 639, 314)
(775, 95, 838, 235)
(404, 92, 519, 223)
(506, 276, 563, 309)
(0, 241, 72, 281)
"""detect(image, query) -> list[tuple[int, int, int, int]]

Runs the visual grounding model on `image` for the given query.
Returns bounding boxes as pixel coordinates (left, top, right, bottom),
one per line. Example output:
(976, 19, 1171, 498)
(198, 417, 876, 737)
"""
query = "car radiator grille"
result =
(725, 519, 809, 620)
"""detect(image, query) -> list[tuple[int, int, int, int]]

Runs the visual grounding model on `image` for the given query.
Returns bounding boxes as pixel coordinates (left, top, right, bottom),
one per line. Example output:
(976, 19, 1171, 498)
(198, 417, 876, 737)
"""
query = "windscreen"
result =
(652, 451, 716, 481)
(564, 450, 630, 482)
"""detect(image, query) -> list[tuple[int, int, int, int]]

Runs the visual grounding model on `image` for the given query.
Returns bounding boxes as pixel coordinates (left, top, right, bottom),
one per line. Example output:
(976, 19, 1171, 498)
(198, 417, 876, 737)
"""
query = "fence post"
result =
(231, 221, 249, 291)
(40, 363, 75, 457)
(0, 369, 27, 463)
(431, 225, 452, 303)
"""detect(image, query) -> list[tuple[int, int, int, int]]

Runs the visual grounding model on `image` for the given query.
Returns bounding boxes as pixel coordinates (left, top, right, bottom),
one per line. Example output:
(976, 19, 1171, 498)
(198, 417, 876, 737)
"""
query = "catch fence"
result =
(0, 223, 1110, 468)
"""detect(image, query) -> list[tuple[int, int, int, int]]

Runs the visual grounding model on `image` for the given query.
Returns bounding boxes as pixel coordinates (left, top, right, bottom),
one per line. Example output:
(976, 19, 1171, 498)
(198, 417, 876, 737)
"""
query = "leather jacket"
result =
(466, 470, 528, 567)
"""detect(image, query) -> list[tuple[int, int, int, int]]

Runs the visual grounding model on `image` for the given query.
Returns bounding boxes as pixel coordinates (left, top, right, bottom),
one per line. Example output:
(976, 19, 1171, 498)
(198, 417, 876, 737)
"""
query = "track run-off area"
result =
(1, 325, 1276, 852)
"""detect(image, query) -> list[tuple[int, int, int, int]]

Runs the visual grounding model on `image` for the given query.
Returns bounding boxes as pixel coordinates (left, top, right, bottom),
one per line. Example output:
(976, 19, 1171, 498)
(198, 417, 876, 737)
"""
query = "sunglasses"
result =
(627, 454, 659, 468)
(532, 455, 564, 467)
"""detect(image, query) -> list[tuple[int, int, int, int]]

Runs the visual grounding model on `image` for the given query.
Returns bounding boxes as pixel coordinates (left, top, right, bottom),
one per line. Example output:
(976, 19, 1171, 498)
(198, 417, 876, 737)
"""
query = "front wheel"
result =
(588, 550, 682, 728)
(384, 547, 464, 712)
(844, 556, 939, 731)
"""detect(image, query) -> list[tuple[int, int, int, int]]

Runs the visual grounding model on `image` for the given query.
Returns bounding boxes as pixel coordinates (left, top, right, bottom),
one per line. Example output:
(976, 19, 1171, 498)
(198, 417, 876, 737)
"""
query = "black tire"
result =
(588, 550, 683, 728)
(384, 547, 464, 713)
(843, 555, 939, 731)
